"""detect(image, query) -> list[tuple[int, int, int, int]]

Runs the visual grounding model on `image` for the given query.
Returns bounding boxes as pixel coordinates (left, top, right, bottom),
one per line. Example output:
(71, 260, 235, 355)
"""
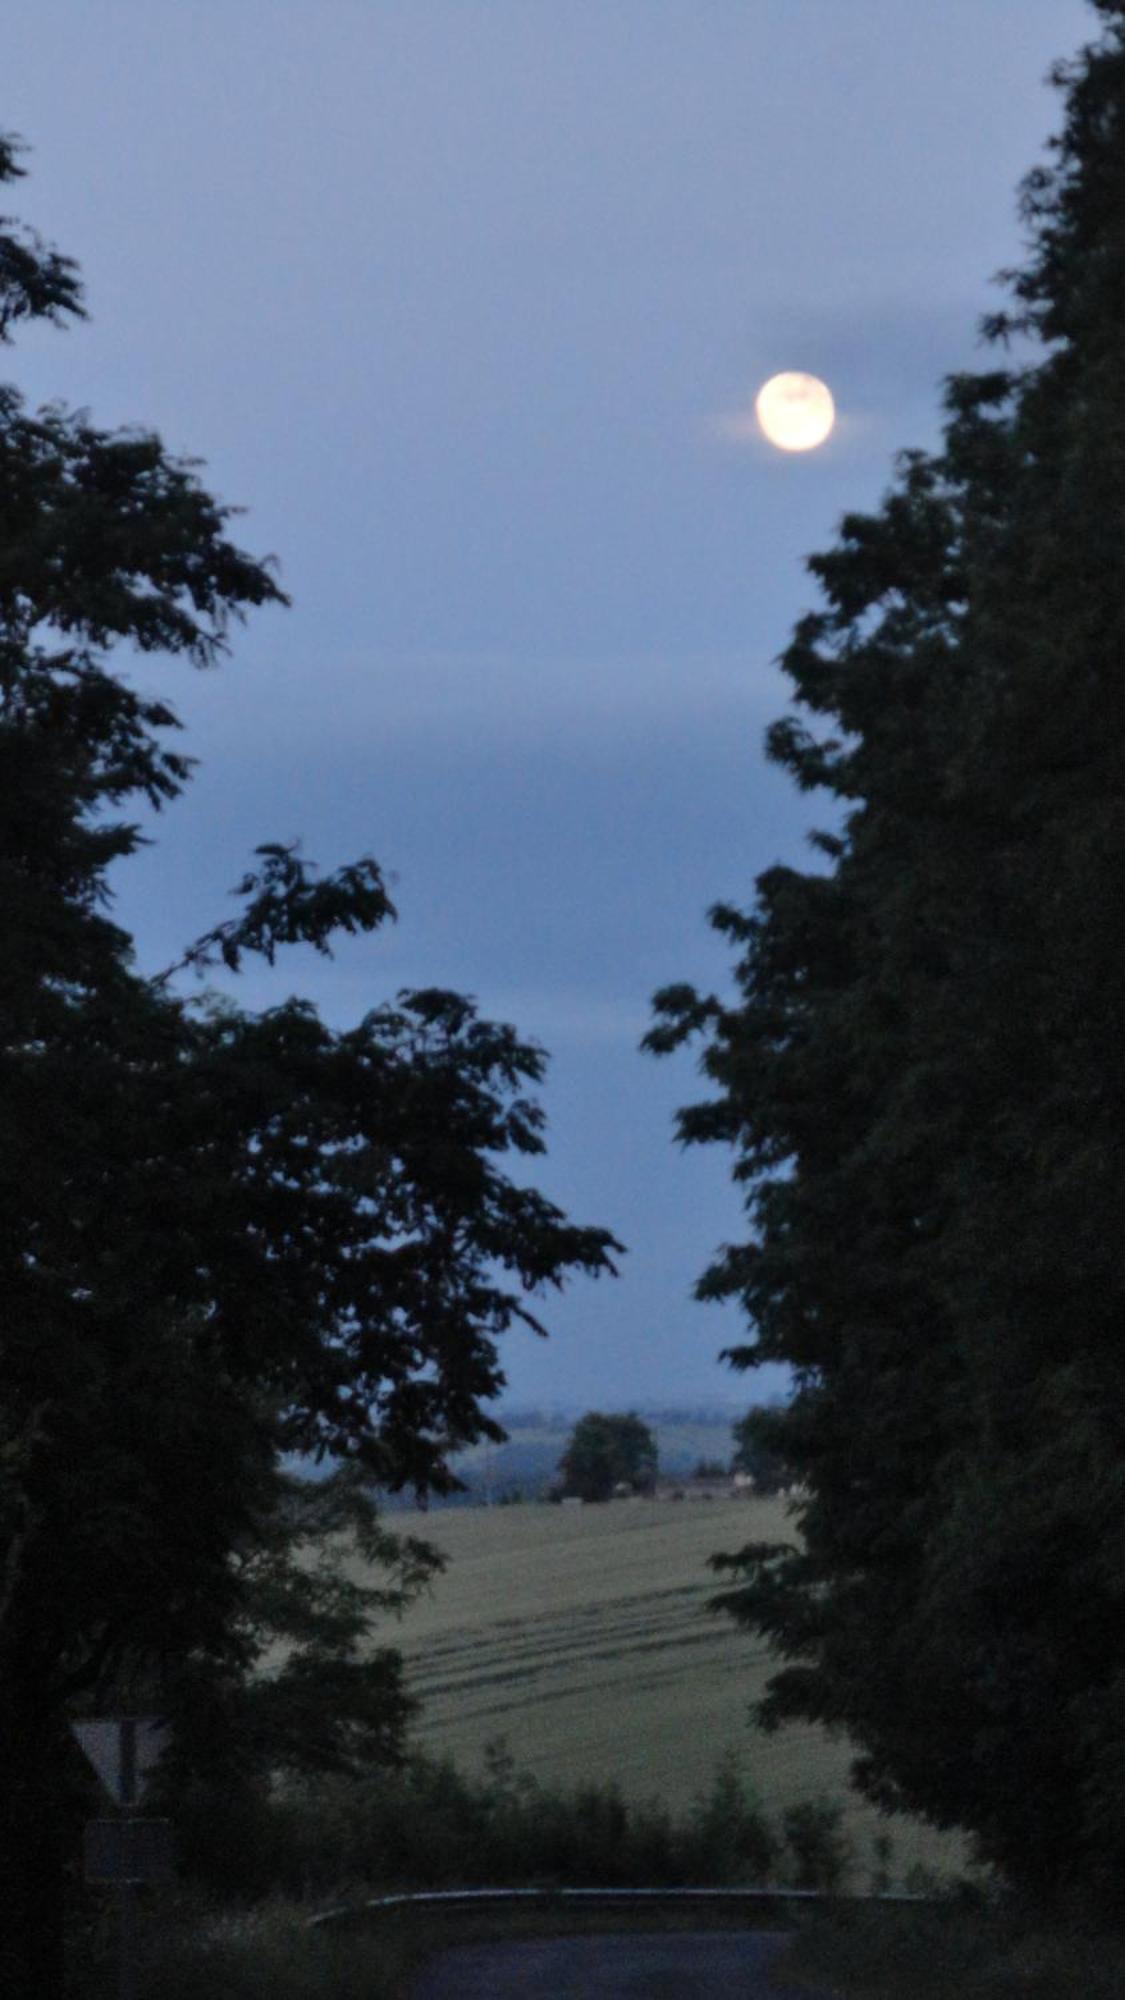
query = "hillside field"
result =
(365, 1493, 966, 1887)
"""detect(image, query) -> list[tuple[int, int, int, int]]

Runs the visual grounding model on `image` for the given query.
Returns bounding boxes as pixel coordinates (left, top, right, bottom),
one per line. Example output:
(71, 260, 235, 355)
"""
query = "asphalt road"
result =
(405, 1927, 828, 1997)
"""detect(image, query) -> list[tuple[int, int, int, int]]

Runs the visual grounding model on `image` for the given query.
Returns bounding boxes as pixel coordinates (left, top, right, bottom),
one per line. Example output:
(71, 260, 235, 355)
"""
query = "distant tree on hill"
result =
(558, 1412, 658, 1501)
(730, 1408, 790, 1496)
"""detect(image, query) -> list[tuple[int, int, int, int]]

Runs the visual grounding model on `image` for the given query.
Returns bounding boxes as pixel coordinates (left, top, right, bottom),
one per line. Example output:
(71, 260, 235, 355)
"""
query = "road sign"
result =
(71, 1716, 171, 1805)
(84, 1818, 175, 1885)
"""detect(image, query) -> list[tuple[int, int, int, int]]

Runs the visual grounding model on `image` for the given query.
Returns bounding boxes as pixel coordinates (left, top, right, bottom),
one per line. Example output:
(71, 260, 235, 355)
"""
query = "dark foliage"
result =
(0, 136, 619, 1997)
(558, 1411, 659, 1501)
(647, 2, 1125, 1909)
(730, 1407, 790, 1496)
(168, 1741, 791, 1901)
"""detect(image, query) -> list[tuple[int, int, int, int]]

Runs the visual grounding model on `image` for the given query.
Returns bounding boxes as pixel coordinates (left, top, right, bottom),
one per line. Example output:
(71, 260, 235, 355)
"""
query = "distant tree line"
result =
(553, 1409, 796, 1501)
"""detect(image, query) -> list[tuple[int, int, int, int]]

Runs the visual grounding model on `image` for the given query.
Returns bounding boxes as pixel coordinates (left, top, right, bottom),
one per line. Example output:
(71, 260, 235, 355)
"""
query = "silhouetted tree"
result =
(647, 2, 1125, 1911)
(730, 1409, 789, 1497)
(559, 1412, 658, 1501)
(0, 134, 619, 1997)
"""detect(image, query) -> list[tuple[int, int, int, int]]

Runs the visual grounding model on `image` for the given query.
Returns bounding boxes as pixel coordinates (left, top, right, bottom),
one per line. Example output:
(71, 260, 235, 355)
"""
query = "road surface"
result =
(406, 1927, 830, 1997)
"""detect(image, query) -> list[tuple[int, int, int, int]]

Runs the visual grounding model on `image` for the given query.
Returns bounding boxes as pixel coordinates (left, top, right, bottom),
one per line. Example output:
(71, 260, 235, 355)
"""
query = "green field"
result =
(372, 1494, 965, 1886)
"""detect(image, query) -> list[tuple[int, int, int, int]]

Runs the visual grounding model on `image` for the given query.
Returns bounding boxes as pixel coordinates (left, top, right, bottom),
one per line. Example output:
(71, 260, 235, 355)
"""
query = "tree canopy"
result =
(647, 1, 1125, 1909)
(0, 132, 619, 1996)
(558, 1411, 658, 1501)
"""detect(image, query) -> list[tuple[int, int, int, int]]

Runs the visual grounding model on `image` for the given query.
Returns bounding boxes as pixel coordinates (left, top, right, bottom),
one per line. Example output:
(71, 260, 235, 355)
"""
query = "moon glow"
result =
(755, 371, 835, 451)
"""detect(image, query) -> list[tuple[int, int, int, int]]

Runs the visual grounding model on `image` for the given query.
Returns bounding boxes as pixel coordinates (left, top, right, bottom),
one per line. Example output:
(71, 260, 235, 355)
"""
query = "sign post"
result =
(72, 1716, 173, 2000)
(118, 1719, 138, 2000)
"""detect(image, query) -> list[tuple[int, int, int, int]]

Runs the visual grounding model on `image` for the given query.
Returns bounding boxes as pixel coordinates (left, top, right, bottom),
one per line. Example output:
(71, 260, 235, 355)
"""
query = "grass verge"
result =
(126, 1892, 807, 2000)
(102, 1888, 1125, 1998)
(778, 1896, 1125, 1999)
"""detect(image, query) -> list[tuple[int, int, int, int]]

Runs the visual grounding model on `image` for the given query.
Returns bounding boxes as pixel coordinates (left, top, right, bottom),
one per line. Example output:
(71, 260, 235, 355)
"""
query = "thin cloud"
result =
(709, 407, 763, 446)
(181, 649, 788, 762)
(480, 988, 651, 1049)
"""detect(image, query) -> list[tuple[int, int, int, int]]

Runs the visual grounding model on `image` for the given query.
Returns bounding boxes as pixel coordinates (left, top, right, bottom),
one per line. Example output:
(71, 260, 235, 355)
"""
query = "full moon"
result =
(755, 371, 835, 451)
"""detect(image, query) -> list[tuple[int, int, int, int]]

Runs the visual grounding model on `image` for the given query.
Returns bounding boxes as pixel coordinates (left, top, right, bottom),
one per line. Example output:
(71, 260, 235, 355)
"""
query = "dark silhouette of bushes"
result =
(169, 1738, 850, 1901)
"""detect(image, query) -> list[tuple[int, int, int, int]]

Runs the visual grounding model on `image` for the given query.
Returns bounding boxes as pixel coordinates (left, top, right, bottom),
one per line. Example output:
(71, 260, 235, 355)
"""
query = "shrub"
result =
(683, 1750, 776, 1885)
(781, 1798, 853, 1892)
(784, 1893, 1125, 2000)
(134, 1897, 405, 2000)
(164, 1741, 804, 1904)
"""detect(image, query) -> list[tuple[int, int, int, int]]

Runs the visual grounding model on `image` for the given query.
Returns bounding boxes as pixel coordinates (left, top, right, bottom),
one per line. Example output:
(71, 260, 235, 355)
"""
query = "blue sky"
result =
(7, 0, 1092, 1411)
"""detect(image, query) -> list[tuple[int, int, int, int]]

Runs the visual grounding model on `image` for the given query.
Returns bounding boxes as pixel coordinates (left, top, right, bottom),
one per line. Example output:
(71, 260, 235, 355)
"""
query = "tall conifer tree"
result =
(648, 1, 1125, 1904)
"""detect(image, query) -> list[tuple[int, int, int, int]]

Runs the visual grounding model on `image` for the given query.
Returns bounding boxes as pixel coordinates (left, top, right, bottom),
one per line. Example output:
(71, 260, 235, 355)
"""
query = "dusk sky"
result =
(7, 0, 1091, 1414)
